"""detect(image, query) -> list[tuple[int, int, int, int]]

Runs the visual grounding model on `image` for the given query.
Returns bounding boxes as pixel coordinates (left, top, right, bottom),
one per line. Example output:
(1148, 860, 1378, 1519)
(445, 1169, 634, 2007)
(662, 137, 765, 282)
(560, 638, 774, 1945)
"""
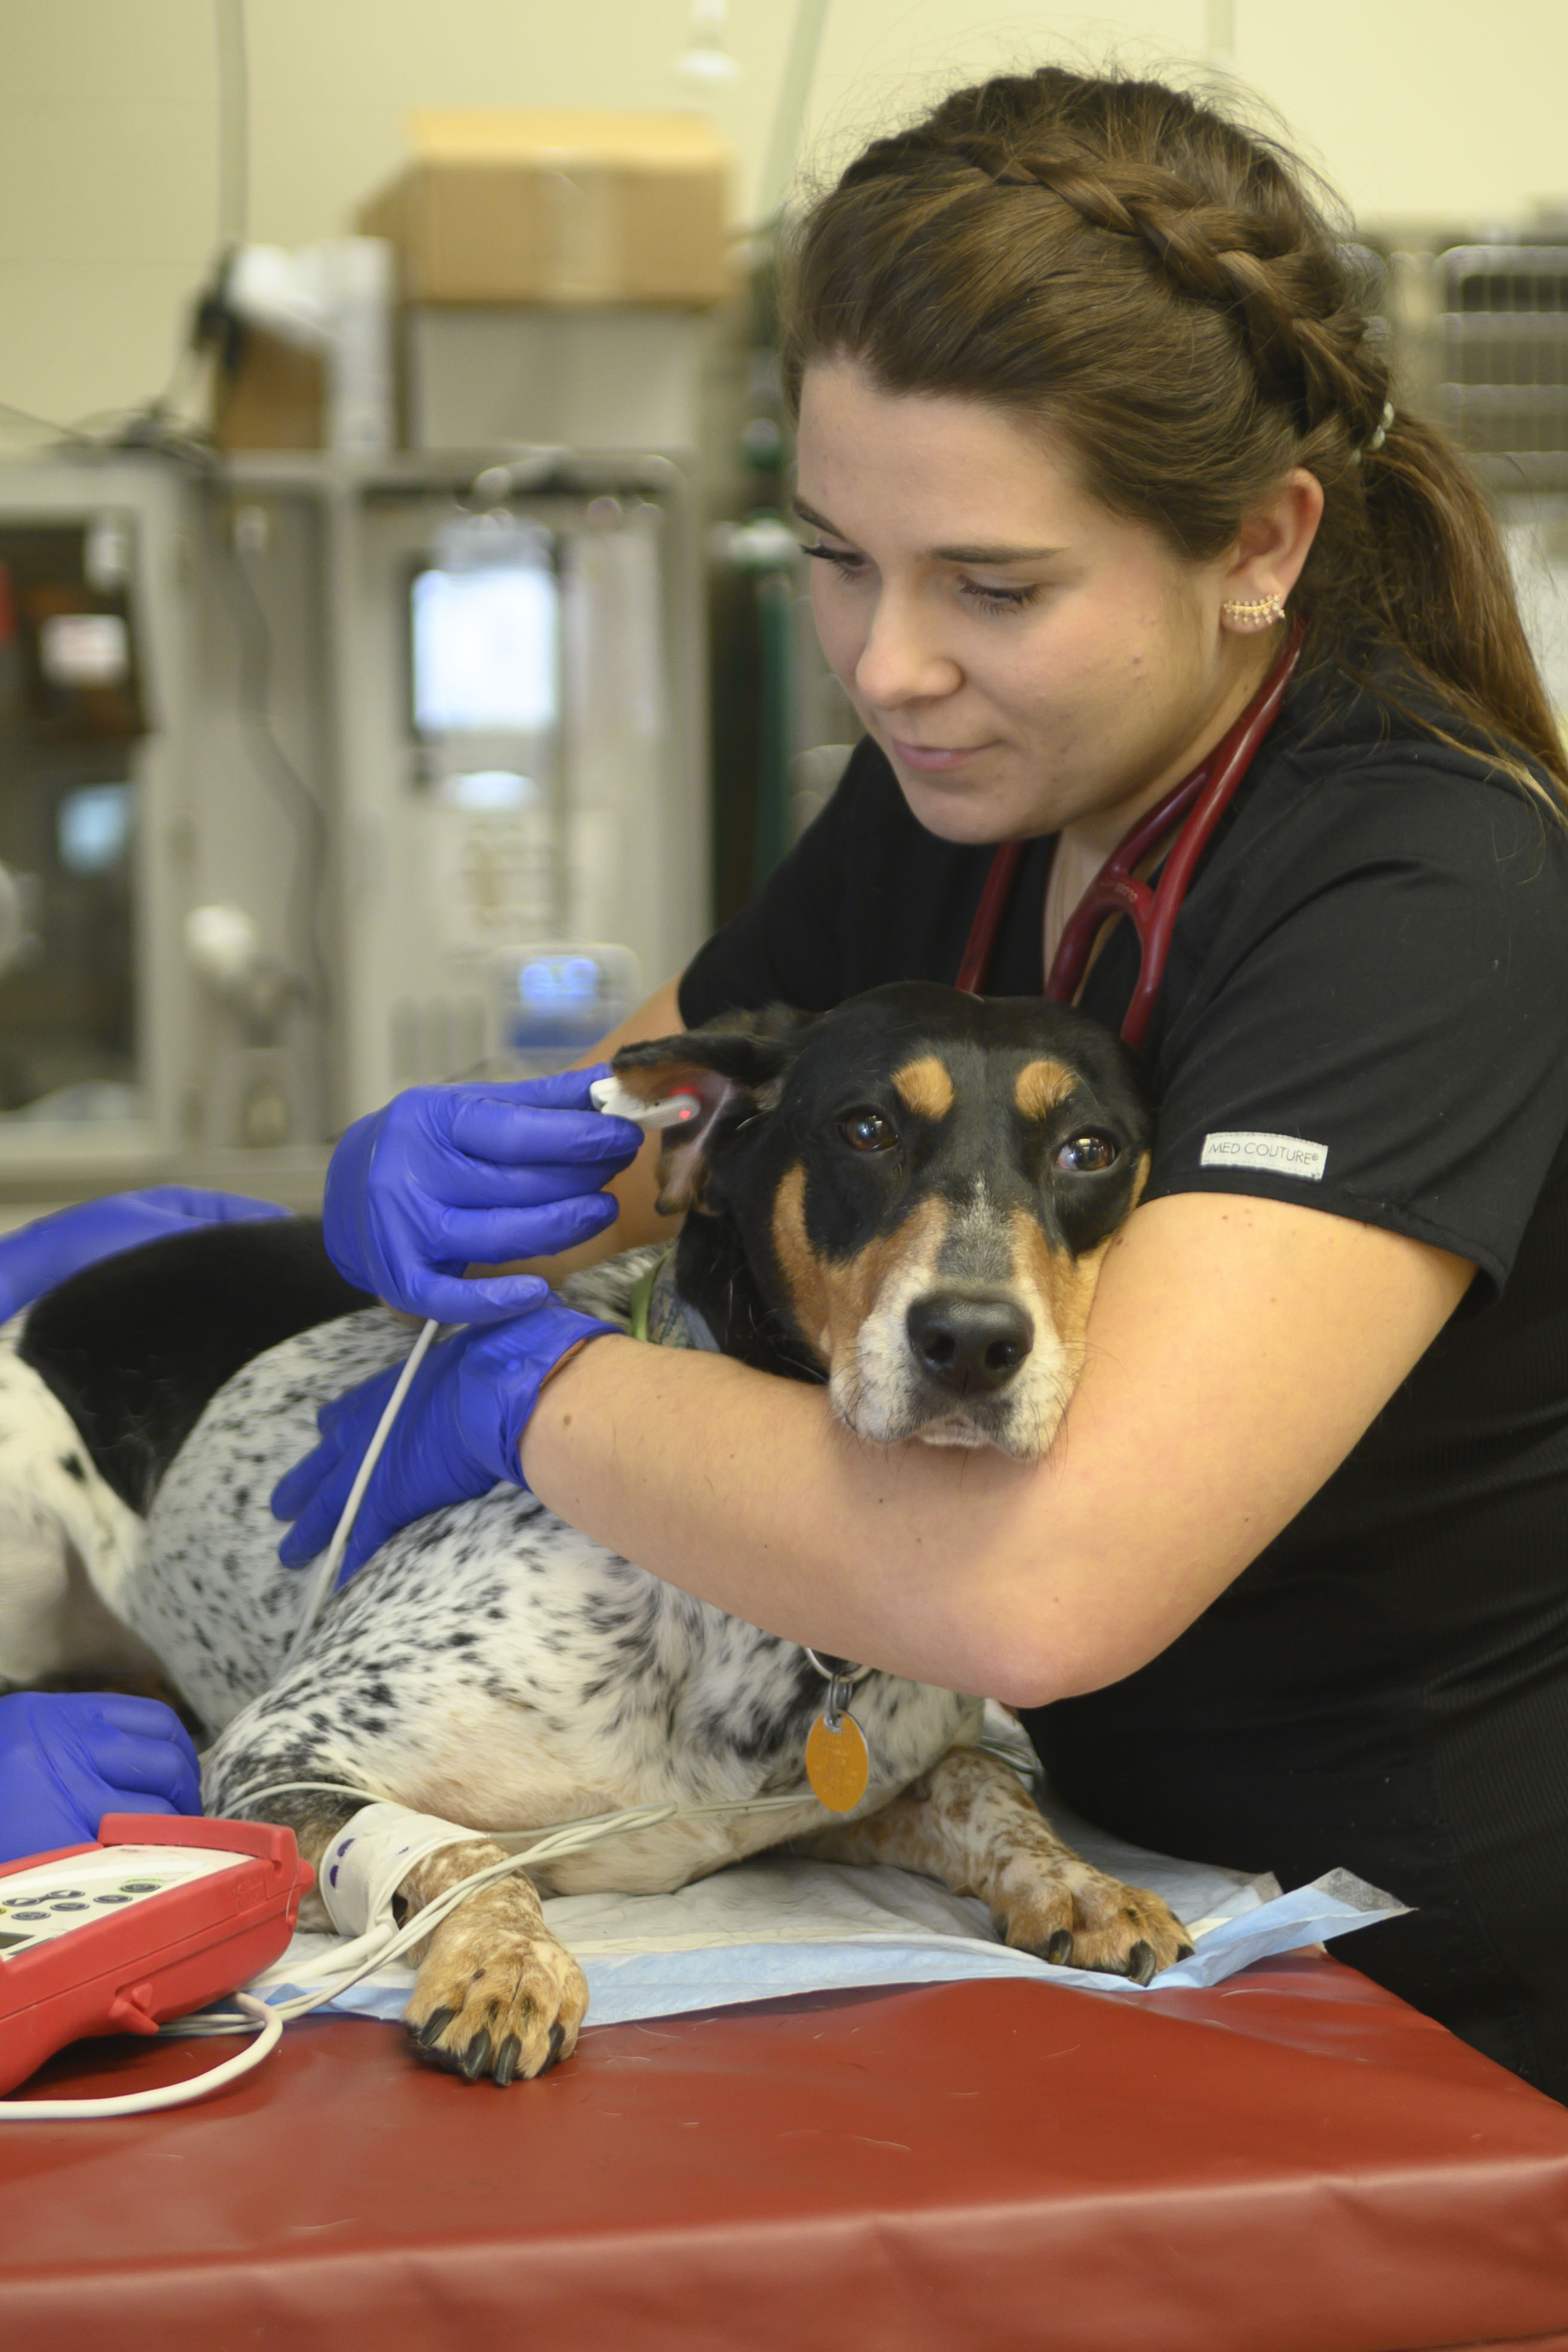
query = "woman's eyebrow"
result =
(929, 540, 1064, 563)
(789, 498, 1060, 564)
(790, 496, 850, 538)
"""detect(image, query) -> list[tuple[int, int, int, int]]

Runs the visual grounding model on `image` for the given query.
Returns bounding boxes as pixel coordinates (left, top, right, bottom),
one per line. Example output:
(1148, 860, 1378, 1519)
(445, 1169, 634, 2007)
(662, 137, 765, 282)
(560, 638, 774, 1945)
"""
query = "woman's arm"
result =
(520, 1190, 1473, 1705)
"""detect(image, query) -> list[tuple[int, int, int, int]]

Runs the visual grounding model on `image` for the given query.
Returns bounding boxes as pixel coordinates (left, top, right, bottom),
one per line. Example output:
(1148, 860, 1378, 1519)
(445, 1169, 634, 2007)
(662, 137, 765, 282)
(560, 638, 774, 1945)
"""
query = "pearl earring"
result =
(1221, 593, 1287, 633)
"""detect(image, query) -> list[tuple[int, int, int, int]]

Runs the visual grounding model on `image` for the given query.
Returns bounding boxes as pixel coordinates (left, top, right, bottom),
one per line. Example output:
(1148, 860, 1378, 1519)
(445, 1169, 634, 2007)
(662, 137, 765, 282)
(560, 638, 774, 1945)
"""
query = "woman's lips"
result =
(888, 737, 993, 774)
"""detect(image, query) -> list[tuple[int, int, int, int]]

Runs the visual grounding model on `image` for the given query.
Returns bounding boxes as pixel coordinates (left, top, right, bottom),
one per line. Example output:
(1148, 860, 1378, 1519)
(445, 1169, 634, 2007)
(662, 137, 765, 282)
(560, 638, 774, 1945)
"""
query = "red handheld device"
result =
(0, 1815, 312, 2097)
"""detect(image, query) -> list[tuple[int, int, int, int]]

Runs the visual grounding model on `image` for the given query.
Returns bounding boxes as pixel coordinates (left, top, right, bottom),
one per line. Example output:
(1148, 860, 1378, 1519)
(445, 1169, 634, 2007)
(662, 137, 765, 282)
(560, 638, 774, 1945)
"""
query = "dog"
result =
(0, 982, 1190, 2084)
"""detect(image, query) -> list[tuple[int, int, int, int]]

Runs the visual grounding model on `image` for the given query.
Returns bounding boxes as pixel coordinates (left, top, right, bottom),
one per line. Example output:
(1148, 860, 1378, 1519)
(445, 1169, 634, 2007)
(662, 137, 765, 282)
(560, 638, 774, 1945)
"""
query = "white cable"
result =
(253, 1794, 815, 2022)
(166, 1788, 818, 2036)
(282, 1315, 439, 1670)
(0, 1993, 281, 2121)
(283, 1085, 696, 1673)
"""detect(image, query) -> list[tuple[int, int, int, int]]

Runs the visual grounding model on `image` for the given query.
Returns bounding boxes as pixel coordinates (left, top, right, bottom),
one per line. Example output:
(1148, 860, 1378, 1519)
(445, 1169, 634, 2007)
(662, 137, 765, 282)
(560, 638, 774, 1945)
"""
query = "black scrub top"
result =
(679, 656, 1568, 2099)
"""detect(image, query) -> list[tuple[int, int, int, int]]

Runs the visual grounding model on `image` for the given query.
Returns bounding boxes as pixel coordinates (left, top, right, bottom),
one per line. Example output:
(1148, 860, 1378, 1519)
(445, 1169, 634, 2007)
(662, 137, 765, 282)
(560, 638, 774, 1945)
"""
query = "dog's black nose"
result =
(906, 1292, 1033, 1395)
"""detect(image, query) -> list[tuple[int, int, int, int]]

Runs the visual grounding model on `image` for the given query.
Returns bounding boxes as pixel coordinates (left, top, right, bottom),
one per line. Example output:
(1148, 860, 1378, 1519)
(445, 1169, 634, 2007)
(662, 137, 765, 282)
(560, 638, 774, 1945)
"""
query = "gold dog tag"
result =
(806, 1711, 871, 1812)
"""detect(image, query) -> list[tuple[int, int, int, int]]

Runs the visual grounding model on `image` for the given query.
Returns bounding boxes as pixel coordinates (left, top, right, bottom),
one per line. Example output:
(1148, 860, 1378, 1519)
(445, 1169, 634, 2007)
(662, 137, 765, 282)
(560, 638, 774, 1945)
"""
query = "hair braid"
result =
(889, 127, 1391, 452)
(781, 65, 1567, 801)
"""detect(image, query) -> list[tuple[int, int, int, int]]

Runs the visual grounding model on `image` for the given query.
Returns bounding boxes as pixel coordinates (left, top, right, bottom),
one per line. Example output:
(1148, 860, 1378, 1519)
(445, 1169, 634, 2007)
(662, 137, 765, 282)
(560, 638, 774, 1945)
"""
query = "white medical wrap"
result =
(317, 1803, 482, 1939)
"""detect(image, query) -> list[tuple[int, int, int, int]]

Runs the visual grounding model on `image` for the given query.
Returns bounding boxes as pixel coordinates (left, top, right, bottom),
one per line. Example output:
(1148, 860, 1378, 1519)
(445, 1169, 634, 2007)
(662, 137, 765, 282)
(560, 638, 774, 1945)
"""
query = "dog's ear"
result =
(614, 1004, 815, 1214)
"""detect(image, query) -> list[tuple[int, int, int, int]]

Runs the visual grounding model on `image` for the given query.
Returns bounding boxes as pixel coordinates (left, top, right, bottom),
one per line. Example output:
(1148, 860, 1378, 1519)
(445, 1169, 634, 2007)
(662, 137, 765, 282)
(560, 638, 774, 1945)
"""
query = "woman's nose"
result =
(853, 594, 963, 710)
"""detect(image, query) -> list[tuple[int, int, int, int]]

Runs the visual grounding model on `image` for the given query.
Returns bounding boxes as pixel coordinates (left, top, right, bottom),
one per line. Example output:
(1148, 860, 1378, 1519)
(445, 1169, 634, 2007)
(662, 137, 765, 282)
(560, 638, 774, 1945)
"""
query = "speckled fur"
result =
(0, 987, 1189, 2076)
(0, 1251, 975, 1889)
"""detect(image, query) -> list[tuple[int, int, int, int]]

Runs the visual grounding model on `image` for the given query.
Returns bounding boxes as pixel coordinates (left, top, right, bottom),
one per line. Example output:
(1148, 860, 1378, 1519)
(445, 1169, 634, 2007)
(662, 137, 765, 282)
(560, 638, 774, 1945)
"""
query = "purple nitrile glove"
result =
(322, 1066, 643, 1326)
(0, 1187, 291, 1324)
(0, 1690, 203, 1866)
(271, 1296, 620, 1581)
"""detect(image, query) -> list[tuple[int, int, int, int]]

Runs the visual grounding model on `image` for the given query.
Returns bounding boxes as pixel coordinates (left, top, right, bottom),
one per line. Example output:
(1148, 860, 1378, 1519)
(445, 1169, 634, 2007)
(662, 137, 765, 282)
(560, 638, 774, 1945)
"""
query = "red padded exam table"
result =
(2, 1952, 1567, 2352)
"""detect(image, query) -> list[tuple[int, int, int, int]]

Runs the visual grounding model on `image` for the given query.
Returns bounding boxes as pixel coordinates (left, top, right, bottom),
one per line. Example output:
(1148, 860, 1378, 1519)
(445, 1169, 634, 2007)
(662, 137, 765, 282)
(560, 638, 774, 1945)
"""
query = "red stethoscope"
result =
(956, 616, 1307, 1046)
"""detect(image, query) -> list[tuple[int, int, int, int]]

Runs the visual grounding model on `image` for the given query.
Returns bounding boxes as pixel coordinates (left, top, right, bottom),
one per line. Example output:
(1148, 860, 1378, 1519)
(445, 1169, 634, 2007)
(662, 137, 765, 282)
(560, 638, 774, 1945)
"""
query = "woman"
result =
(276, 69, 1568, 2097)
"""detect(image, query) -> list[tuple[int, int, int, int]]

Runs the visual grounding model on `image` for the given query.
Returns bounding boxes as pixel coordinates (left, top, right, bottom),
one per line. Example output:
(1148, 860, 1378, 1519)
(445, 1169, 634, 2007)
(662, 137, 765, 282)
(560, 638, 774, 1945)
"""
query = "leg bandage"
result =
(317, 1803, 482, 1938)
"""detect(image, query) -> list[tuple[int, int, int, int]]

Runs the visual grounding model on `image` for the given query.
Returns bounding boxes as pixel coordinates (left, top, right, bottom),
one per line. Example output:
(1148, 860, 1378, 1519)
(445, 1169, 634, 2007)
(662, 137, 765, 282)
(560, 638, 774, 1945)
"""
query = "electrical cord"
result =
(0, 399, 93, 445)
(178, 1790, 820, 2034)
(0, 1993, 281, 2121)
(281, 1315, 440, 1670)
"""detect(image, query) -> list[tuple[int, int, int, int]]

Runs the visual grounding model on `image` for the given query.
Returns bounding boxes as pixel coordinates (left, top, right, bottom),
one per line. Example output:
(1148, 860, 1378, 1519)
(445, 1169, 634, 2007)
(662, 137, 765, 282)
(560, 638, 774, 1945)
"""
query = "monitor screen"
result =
(411, 560, 558, 738)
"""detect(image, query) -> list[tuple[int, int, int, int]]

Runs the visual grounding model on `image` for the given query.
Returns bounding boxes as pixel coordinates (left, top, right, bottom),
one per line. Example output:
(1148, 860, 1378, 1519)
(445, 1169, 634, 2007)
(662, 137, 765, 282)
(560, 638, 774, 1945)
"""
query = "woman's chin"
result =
(893, 763, 1049, 848)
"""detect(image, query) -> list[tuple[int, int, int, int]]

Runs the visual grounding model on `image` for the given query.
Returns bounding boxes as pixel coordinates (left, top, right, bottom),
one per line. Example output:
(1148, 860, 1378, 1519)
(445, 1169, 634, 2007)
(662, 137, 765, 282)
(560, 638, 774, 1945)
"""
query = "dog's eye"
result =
(1055, 1132, 1120, 1174)
(840, 1107, 898, 1154)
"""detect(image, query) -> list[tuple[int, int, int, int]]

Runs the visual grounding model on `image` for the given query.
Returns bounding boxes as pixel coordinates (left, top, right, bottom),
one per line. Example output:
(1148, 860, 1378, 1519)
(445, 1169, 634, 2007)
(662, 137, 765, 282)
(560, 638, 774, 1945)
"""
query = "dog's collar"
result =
(629, 1248, 721, 1355)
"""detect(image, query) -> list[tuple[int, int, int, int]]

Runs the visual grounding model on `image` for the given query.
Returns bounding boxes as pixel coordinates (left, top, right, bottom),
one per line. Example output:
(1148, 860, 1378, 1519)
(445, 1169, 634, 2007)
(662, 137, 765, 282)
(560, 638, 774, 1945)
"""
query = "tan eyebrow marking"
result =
(1014, 1059, 1076, 1119)
(893, 1056, 955, 1119)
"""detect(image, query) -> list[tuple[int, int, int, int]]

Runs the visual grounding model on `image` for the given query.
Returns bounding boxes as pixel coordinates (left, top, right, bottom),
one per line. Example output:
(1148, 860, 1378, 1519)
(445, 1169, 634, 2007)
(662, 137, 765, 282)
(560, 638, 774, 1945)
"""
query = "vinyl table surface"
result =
(2, 1955, 1567, 2352)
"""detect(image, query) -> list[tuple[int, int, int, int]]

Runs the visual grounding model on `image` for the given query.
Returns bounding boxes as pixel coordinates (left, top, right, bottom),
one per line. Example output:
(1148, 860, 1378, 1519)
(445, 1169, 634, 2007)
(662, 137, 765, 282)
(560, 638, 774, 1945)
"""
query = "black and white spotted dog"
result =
(0, 984, 1190, 2083)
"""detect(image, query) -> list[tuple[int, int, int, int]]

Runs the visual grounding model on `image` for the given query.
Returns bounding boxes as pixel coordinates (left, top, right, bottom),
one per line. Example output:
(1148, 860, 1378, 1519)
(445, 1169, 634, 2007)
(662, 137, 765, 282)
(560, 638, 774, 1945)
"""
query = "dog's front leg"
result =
(226, 1784, 590, 2085)
(800, 1744, 1194, 1983)
(394, 1838, 589, 2085)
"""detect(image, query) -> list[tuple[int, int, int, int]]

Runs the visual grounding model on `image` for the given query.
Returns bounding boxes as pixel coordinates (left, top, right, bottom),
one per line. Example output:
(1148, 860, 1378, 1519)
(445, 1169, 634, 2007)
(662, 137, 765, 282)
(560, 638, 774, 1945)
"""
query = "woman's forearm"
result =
(520, 1334, 1056, 1697)
(519, 1193, 1473, 1706)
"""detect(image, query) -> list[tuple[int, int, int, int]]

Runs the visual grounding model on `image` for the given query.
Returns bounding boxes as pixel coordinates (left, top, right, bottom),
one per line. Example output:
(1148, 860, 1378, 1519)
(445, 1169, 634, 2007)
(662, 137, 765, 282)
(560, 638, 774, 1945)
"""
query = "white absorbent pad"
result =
(250, 1744, 1409, 2031)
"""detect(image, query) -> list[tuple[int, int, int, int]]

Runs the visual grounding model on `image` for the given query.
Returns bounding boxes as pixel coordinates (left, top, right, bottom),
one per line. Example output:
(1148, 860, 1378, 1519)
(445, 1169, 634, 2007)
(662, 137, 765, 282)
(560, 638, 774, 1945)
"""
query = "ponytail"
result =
(1352, 415, 1566, 794)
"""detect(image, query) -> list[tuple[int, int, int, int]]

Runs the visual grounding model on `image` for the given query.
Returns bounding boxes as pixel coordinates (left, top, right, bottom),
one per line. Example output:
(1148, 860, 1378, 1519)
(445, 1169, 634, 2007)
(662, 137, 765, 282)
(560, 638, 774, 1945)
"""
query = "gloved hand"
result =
(0, 1186, 290, 1324)
(272, 1297, 620, 1579)
(323, 1067, 644, 1325)
(0, 1690, 203, 1866)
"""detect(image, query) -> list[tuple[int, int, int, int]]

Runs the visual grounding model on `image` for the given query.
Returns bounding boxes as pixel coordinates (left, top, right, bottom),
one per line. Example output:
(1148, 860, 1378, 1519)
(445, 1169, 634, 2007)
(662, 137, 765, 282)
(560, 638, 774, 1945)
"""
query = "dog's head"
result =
(613, 982, 1151, 1459)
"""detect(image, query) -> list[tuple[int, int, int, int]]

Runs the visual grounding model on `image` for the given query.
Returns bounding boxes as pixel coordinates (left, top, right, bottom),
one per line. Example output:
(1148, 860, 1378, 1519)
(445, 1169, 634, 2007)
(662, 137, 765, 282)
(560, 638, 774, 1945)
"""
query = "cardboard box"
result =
(358, 111, 733, 307)
(212, 329, 324, 451)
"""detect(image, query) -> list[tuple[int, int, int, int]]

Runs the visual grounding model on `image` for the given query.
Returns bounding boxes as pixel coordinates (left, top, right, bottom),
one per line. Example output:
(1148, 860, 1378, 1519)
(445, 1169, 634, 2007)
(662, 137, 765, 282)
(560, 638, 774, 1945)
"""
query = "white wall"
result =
(1, 0, 1566, 436)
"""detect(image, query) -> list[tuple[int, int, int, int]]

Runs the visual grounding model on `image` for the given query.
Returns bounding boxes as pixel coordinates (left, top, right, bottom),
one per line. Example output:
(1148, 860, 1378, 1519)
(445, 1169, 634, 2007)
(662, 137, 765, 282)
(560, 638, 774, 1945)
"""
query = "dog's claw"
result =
(1045, 1929, 1074, 1965)
(1125, 1939, 1156, 1986)
(493, 2033, 522, 2088)
(540, 2021, 566, 2073)
(460, 2029, 492, 2081)
(1175, 1939, 1196, 1962)
(415, 2006, 455, 2050)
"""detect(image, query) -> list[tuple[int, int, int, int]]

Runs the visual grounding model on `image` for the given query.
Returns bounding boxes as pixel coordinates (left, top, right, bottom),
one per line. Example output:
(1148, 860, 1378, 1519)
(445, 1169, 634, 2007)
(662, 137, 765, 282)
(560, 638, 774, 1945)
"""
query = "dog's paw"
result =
(403, 1882, 590, 2084)
(993, 1859, 1194, 1984)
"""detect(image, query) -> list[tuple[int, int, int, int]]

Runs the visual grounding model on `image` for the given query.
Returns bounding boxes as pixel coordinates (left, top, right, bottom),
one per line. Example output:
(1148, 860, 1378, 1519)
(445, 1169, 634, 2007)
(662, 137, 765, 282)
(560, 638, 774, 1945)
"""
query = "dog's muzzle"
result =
(905, 1289, 1034, 1398)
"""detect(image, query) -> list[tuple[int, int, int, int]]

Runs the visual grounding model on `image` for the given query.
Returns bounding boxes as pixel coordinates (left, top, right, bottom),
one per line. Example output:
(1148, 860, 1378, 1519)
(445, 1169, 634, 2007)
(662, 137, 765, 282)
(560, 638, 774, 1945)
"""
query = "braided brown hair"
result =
(781, 67, 1567, 801)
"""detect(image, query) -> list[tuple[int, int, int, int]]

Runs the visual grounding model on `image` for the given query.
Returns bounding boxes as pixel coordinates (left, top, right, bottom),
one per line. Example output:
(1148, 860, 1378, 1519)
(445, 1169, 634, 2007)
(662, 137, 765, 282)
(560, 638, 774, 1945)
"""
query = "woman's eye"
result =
(801, 541, 866, 581)
(840, 1108, 897, 1154)
(1054, 1132, 1120, 1174)
(959, 578, 1041, 614)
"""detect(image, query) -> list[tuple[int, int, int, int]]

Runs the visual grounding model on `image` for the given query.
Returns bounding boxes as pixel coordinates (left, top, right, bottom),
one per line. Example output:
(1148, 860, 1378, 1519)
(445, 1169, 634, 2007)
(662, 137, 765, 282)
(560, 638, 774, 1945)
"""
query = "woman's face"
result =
(795, 361, 1275, 848)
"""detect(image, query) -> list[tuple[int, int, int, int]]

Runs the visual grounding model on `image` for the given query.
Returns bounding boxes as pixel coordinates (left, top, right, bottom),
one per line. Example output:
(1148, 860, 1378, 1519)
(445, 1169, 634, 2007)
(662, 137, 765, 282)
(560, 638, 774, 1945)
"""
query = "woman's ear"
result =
(1221, 467, 1324, 617)
(613, 1005, 816, 1214)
